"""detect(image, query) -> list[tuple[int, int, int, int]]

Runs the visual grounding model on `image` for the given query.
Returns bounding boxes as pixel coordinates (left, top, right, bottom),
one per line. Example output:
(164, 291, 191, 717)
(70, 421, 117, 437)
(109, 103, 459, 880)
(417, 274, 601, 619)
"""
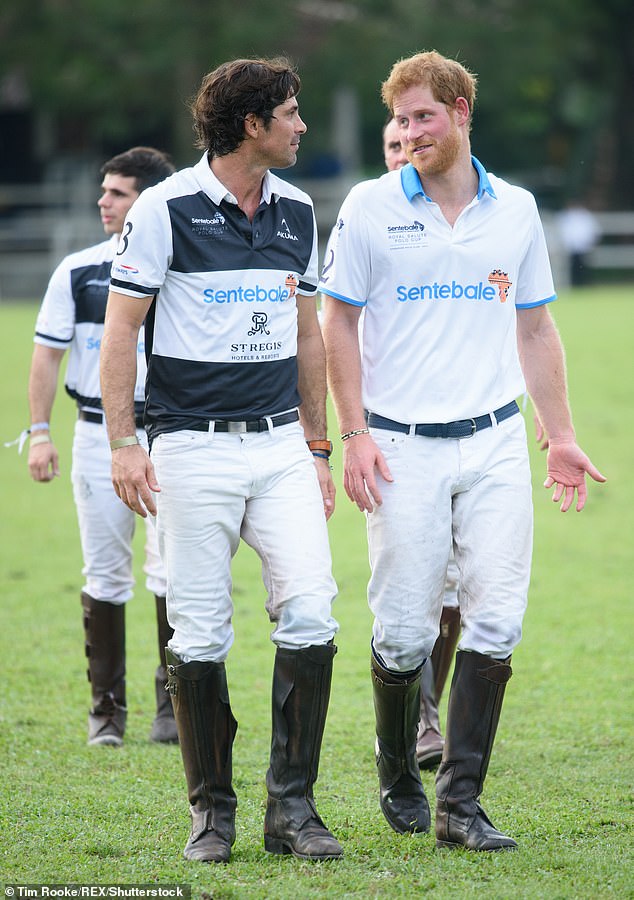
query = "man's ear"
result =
(244, 112, 259, 138)
(453, 96, 471, 125)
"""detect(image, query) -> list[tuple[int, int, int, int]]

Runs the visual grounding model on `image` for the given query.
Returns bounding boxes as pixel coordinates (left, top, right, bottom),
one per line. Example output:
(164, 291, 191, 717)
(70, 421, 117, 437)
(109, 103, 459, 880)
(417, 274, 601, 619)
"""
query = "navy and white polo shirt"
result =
(319, 157, 556, 424)
(34, 234, 147, 414)
(110, 153, 319, 435)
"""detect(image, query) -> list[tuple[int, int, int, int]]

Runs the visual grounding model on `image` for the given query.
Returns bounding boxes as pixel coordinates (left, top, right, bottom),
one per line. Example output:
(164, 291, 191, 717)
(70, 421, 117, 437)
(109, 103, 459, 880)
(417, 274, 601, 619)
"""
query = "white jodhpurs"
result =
(151, 421, 339, 662)
(367, 412, 533, 671)
(71, 418, 166, 603)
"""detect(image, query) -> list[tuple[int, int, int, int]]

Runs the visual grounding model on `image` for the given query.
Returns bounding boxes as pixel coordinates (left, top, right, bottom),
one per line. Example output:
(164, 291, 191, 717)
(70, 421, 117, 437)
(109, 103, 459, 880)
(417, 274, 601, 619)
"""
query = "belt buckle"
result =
(227, 421, 247, 433)
(466, 418, 477, 438)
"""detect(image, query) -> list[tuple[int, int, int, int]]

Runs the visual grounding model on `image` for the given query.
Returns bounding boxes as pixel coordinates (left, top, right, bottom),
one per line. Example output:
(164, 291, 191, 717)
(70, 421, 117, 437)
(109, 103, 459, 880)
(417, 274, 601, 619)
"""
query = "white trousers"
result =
(151, 421, 339, 662)
(367, 413, 533, 671)
(71, 419, 166, 603)
(443, 553, 460, 610)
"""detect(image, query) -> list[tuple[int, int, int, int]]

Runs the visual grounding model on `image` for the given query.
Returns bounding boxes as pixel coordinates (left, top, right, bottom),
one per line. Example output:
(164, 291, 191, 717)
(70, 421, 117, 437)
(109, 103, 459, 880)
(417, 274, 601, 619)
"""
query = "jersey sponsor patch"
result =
(201, 274, 297, 305)
(387, 219, 428, 250)
(396, 278, 504, 303)
(487, 269, 512, 302)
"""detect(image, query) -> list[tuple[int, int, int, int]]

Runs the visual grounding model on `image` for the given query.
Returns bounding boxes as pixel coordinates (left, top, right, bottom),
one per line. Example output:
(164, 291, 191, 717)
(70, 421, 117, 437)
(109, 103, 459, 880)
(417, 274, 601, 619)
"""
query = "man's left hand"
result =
(544, 439, 606, 512)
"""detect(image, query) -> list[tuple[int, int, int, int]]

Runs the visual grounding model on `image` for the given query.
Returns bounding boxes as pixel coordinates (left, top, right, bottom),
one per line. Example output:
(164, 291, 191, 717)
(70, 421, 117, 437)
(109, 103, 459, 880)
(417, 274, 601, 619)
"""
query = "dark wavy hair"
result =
(191, 57, 301, 157)
(100, 146, 175, 192)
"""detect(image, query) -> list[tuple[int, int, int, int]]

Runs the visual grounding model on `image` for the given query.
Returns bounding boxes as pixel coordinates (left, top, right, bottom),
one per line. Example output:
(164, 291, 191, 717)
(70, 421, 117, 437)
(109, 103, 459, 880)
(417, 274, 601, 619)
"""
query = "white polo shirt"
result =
(34, 234, 147, 414)
(319, 158, 556, 423)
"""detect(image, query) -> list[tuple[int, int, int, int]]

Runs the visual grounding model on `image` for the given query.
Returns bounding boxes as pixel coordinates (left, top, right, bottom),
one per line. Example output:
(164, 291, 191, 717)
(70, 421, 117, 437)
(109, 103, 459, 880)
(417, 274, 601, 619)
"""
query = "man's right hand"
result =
(342, 432, 393, 513)
(111, 443, 160, 517)
(28, 440, 60, 482)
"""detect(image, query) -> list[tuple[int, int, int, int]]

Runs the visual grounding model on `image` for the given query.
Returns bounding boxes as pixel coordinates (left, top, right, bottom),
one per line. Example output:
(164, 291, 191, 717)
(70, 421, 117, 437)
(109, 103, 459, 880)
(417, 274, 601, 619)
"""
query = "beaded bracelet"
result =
(310, 450, 333, 471)
(341, 428, 370, 441)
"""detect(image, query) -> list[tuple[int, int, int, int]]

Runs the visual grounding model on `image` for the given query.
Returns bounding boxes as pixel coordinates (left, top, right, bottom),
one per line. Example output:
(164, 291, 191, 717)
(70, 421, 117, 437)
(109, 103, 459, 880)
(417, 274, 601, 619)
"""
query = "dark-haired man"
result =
(101, 58, 341, 864)
(27, 146, 177, 748)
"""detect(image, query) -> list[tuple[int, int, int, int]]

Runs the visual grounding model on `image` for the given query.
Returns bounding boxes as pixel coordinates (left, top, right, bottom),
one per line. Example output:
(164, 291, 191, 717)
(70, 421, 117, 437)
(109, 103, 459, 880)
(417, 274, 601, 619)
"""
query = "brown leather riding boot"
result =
(436, 650, 517, 851)
(149, 595, 178, 744)
(81, 592, 127, 747)
(415, 659, 444, 770)
(166, 649, 237, 863)
(372, 653, 430, 834)
(264, 644, 343, 860)
(431, 606, 461, 703)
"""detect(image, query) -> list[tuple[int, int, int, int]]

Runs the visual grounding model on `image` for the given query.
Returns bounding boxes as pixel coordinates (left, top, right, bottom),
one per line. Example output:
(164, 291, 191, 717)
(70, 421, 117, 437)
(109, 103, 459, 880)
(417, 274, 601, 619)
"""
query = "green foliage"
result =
(0, 0, 632, 204)
(1, 291, 633, 897)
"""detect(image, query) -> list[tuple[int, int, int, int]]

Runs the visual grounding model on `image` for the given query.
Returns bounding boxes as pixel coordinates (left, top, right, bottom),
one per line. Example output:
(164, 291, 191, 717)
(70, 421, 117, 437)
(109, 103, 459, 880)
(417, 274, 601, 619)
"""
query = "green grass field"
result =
(1, 288, 632, 898)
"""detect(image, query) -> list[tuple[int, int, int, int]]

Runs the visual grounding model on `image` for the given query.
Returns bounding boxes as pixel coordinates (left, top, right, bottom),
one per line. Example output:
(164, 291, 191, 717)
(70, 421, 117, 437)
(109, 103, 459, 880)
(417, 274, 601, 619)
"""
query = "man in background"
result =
(557, 200, 601, 287)
(27, 146, 177, 747)
(383, 115, 462, 771)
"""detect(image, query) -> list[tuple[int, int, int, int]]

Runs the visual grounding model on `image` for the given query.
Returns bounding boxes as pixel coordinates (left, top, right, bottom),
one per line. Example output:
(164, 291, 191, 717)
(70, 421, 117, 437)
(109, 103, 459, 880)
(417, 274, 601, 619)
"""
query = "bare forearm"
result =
(100, 292, 146, 440)
(297, 330, 328, 440)
(100, 330, 138, 439)
(518, 308, 575, 443)
(28, 345, 64, 425)
(322, 299, 365, 434)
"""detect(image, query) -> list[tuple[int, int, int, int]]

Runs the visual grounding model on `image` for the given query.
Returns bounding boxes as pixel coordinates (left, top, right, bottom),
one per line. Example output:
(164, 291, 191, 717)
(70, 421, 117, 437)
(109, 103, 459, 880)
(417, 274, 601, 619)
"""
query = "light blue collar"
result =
(401, 155, 496, 202)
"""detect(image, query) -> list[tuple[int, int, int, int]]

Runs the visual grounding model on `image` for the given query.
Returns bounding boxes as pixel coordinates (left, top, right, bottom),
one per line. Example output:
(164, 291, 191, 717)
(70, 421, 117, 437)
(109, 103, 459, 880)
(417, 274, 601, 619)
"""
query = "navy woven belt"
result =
(79, 410, 145, 429)
(188, 410, 299, 434)
(367, 400, 519, 439)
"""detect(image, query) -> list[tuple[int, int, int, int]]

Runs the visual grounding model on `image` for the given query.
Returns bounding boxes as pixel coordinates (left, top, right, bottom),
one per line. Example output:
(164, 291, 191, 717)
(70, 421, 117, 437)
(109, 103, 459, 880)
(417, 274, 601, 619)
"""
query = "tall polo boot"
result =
(166, 649, 237, 863)
(415, 659, 444, 770)
(264, 644, 343, 860)
(81, 591, 127, 747)
(149, 595, 178, 744)
(435, 650, 517, 851)
(416, 606, 461, 769)
(371, 652, 431, 834)
(431, 606, 461, 703)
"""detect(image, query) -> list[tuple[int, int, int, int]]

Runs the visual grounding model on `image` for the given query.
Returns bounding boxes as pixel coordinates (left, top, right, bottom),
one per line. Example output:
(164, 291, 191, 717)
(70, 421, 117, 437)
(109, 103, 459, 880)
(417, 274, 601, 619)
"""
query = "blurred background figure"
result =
(382, 116, 408, 171)
(27, 146, 177, 748)
(380, 117, 462, 773)
(557, 201, 601, 287)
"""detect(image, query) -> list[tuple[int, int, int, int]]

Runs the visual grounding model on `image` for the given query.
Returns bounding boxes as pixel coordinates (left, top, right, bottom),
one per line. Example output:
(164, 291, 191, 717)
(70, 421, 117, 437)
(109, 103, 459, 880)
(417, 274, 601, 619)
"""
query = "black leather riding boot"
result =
(81, 591, 127, 747)
(149, 595, 178, 743)
(166, 649, 237, 863)
(435, 650, 517, 851)
(415, 658, 444, 770)
(264, 643, 343, 860)
(371, 652, 431, 834)
(430, 606, 461, 703)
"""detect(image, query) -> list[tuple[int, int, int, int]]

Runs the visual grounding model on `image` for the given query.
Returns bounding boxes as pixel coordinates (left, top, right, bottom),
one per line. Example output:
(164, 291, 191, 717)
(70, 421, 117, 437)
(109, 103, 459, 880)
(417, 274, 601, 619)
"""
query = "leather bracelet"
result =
(306, 439, 333, 458)
(29, 434, 52, 447)
(109, 435, 140, 450)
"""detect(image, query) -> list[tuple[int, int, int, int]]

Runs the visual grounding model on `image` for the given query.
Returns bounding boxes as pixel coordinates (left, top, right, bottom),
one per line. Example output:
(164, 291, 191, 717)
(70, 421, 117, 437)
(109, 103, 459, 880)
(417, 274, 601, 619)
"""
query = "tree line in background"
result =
(0, 0, 632, 209)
